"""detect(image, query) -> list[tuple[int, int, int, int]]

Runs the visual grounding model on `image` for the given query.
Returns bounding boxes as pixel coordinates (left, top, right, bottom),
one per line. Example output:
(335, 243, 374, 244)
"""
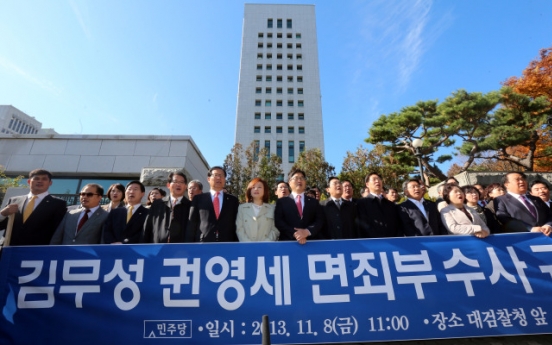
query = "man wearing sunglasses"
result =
(51, 183, 108, 245)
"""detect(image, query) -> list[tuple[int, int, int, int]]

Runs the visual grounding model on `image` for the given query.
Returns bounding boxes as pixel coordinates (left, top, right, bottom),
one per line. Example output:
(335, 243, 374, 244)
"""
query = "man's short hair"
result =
(188, 180, 203, 191)
(365, 172, 382, 183)
(342, 179, 354, 189)
(208, 166, 226, 177)
(326, 176, 339, 188)
(288, 168, 306, 181)
(529, 179, 550, 190)
(274, 180, 289, 191)
(29, 169, 53, 180)
(167, 171, 188, 185)
(126, 180, 145, 193)
(502, 171, 527, 186)
(402, 179, 420, 193)
(83, 183, 104, 197)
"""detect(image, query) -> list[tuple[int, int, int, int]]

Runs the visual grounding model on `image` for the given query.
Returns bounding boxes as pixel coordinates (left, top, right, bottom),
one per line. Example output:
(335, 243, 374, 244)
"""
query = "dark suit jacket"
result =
(103, 205, 148, 244)
(143, 197, 191, 243)
(186, 192, 239, 242)
(356, 194, 402, 238)
(495, 193, 552, 232)
(398, 199, 447, 236)
(320, 199, 357, 239)
(50, 207, 109, 245)
(274, 194, 325, 241)
(0, 194, 66, 246)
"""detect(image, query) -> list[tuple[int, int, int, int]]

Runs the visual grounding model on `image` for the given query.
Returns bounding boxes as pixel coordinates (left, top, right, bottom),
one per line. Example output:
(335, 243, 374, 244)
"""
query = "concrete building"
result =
(234, 4, 325, 177)
(0, 134, 209, 206)
(0, 105, 42, 135)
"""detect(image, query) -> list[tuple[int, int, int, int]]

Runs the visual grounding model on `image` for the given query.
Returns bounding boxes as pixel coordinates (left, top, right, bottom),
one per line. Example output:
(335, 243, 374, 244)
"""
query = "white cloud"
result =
(69, 0, 92, 40)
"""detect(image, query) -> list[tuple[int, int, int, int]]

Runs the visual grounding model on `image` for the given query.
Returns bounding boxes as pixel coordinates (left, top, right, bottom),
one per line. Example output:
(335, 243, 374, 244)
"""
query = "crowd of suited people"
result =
(0, 166, 551, 248)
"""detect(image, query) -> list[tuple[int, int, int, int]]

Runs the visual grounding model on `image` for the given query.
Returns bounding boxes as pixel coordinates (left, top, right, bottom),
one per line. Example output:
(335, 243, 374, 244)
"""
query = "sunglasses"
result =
(79, 193, 100, 197)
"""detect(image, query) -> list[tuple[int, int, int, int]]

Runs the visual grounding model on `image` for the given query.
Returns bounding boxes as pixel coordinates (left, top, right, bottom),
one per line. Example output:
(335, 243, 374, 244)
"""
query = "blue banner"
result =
(1, 233, 551, 344)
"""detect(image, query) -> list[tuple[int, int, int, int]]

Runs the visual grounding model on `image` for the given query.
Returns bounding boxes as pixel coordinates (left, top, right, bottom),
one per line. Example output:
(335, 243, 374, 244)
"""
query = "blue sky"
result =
(1, 0, 551, 175)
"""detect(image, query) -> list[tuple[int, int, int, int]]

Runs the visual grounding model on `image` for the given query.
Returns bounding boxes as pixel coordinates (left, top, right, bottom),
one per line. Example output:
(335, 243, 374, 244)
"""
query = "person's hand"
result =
(0, 204, 19, 217)
(293, 228, 310, 244)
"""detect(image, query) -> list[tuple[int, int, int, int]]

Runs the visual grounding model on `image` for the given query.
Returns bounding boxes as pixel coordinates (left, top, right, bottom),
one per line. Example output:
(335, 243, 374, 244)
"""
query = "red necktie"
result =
(296, 195, 303, 218)
(77, 209, 89, 232)
(214, 192, 220, 219)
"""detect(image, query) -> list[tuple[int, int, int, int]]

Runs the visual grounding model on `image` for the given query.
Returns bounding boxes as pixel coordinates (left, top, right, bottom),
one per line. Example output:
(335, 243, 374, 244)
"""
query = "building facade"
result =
(234, 4, 325, 177)
(0, 105, 42, 135)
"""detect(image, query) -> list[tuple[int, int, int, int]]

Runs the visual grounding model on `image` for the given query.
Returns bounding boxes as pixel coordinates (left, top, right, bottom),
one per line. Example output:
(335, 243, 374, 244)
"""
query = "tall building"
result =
(234, 4, 324, 178)
(0, 105, 42, 135)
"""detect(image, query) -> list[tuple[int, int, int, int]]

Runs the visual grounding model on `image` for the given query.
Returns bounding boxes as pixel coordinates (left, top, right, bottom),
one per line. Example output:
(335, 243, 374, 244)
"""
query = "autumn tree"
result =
(291, 148, 335, 194)
(0, 166, 24, 204)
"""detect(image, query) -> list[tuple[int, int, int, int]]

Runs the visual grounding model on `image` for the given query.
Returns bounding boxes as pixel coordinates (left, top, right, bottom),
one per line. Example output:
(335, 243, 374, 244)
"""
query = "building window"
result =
(287, 33, 292, 38)
(277, 87, 282, 94)
(287, 65, 293, 70)
(277, 64, 282, 70)
(277, 100, 283, 106)
(296, 54, 302, 60)
(289, 141, 295, 163)
(267, 43, 272, 49)
(298, 88, 303, 94)
(287, 88, 293, 94)
(267, 33, 272, 38)
(288, 100, 294, 106)
(287, 19, 292, 29)
(266, 87, 272, 94)
(299, 127, 305, 134)
(277, 43, 282, 49)
(266, 76, 272, 81)
(287, 54, 293, 60)
(298, 100, 304, 107)
(258, 43, 263, 48)
(254, 140, 260, 160)
(256, 87, 262, 94)
(287, 76, 293, 82)
(299, 141, 305, 153)
(265, 140, 271, 156)
(254, 126, 260, 133)
(276, 113, 283, 120)
(296, 43, 302, 49)
(265, 100, 271, 106)
(267, 19, 273, 28)
(298, 113, 304, 120)
(276, 75, 282, 82)
(297, 76, 303, 82)
(266, 64, 272, 70)
(277, 19, 282, 28)
(287, 43, 292, 49)
(277, 33, 282, 38)
(267, 53, 272, 59)
(255, 100, 261, 106)
(265, 126, 271, 133)
(288, 127, 294, 133)
(257, 64, 262, 70)
(277, 54, 282, 59)
(255, 113, 261, 120)
(288, 113, 294, 120)
(257, 53, 263, 59)
(297, 65, 302, 71)
(296, 33, 301, 39)
(277, 141, 282, 158)
(265, 113, 271, 120)
(256, 75, 262, 81)
(276, 126, 283, 133)
(258, 33, 264, 38)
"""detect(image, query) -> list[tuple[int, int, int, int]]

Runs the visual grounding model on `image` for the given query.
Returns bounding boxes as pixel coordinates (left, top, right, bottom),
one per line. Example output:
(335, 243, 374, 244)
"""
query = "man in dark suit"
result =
(0, 169, 66, 246)
(186, 166, 239, 242)
(51, 183, 108, 245)
(275, 168, 324, 244)
(495, 172, 552, 236)
(103, 181, 148, 244)
(530, 179, 552, 209)
(143, 172, 191, 243)
(320, 177, 357, 239)
(342, 180, 358, 204)
(357, 172, 402, 238)
(398, 179, 446, 236)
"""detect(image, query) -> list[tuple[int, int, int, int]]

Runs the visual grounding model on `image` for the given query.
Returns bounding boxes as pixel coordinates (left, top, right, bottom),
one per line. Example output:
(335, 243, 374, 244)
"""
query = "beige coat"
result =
(236, 203, 279, 242)
(440, 203, 490, 236)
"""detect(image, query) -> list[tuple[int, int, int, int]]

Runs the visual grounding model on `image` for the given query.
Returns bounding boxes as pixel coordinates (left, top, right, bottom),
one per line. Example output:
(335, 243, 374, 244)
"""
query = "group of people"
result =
(0, 168, 550, 248)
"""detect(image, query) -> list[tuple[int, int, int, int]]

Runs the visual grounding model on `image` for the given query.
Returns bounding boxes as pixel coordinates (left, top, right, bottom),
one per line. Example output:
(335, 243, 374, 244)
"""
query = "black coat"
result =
(186, 192, 239, 242)
(320, 199, 358, 239)
(274, 194, 325, 241)
(103, 205, 148, 244)
(143, 198, 191, 243)
(398, 199, 447, 236)
(356, 194, 402, 238)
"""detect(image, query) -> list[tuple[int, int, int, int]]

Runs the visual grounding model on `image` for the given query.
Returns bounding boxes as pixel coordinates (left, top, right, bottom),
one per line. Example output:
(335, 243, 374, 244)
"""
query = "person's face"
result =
(28, 174, 52, 195)
(188, 182, 202, 200)
(110, 187, 123, 203)
(289, 173, 306, 193)
(367, 174, 383, 194)
(342, 182, 353, 199)
(385, 189, 399, 202)
(465, 189, 479, 205)
(475, 185, 485, 196)
(326, 179, 342, 199)
(207, 169, 226, 191)
(505, 173, 527, 194)
(405, 181, 422, 200)
(488, 186, 505, 199)
(449, 186, 465, 205)
(251, 182, 264, 201)
(531, 183, 550, 202)
(149, 190, 162, 202)
(80, 185, 102, 209)
(125, 183, 145, 206)
(167, 175, 187, 197)
(275, 183, 290, 198)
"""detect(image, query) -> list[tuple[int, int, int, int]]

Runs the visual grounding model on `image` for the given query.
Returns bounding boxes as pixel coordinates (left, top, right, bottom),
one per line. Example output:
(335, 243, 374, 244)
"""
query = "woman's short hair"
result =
(485, 183, 503, 200)
(245, 178, 269, 203)
(461, 185, 480, 201)
(106, 183, 125, 201)
(442, 183, 462, 204)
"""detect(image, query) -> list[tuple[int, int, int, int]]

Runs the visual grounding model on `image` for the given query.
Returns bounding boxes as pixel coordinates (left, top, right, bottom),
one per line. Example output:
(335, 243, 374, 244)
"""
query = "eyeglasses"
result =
(290, 176, 305, 181)
(80, 193, 100, 197)
(170, 180, 186, 185)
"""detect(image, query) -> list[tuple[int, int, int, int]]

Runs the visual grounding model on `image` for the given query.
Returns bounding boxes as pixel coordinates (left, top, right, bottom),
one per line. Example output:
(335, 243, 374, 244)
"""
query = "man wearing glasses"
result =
(50, 183, 108, 245)
(0, 169, 67, 246)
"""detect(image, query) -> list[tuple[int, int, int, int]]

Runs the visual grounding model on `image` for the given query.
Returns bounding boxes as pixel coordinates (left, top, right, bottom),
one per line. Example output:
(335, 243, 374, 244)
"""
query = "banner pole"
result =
(262, 314, 270, 345)
(3, 214, 14, 247)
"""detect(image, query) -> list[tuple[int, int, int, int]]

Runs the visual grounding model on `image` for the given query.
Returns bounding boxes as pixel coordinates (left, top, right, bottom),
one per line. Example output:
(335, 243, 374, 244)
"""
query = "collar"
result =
(291, 192, 305, 199)
(27, 191, 49, 199)
(507, 191, 526, 199)
(210, 190, 223, 197)
(408, 197, 424, 206)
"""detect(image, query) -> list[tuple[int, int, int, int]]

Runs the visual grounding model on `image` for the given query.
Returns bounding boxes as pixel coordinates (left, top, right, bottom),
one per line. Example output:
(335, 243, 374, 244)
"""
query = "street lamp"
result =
(412, 138, 425, 186)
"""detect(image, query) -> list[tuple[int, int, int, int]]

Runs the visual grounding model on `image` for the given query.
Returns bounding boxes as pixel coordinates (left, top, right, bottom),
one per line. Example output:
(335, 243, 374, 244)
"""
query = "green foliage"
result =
(0, 166, 24, 204)
(291, 148, 335, 193)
